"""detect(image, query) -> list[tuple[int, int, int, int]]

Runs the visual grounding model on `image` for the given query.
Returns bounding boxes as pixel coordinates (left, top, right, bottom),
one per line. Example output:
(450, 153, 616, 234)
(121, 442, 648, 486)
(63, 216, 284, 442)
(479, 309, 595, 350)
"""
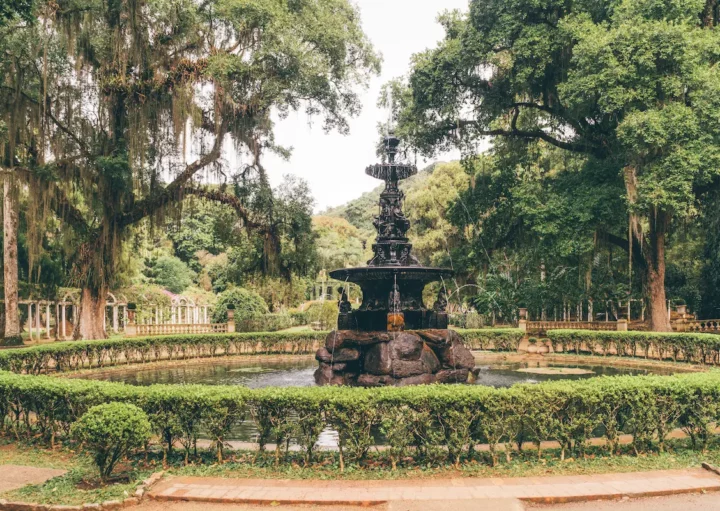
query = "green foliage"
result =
(547, 329, 720, 363)
(303, 300, 339, 330)
(3, 367, 720, 469)
(71, 403, 151, 482)
(212, 287, 268, 323)
(387, 0, 720, 329)
(143, 255, 195, 294)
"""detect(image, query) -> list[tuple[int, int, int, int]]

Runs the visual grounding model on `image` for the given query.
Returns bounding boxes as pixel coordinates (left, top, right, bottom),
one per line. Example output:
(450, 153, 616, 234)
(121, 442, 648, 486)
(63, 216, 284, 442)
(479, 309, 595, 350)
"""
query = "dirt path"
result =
(0, 464, 67, 492)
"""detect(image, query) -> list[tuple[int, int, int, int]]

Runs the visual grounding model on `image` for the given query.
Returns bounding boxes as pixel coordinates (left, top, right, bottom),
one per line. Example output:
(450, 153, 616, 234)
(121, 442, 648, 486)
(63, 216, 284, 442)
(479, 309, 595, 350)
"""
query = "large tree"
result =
(389, 0, 720, 330)
(0, 0, 378, 339)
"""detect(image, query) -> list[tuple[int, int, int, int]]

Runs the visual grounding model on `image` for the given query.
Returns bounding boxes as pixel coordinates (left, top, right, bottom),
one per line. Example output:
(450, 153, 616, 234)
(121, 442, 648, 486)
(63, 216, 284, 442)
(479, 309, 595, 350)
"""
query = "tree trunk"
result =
(73, 287, 108, 340)
(3, 174, 21, 344)
(644, 210, 671, 332)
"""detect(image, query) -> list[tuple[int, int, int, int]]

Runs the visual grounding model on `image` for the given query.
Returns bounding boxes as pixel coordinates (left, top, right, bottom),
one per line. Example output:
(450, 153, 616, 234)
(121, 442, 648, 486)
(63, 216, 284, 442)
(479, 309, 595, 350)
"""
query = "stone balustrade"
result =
(520, 320, 626, 335)
(130, 322, 230, 337)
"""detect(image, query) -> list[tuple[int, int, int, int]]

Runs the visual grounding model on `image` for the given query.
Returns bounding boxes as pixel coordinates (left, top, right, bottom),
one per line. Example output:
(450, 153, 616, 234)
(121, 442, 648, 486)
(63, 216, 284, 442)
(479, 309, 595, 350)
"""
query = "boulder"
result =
(414, 329, 453, 347)
(391, 359, 430, 378)
(356, 373, 393, 387)
(389, 332, 424, 361)
(331, 347, 360, 362)
(396, 373, 436, 386)
(435, 338, 475, 370)
(419, 344, 440, 373)
(435, 369, 470, 384)
(364, 342, 392, 375)
(314, 364, 344, 386)
(325, 330, 392, 350)
(315, 347, 332, 363)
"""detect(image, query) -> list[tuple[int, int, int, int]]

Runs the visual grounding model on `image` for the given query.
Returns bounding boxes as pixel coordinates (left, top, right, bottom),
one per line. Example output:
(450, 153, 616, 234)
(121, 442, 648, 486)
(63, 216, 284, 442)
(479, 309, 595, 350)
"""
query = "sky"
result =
(261, 0, 471, 213)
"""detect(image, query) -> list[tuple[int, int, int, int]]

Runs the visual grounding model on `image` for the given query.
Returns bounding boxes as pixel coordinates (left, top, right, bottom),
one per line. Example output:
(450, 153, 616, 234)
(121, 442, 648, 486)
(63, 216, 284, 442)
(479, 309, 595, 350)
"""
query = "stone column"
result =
(45, 303, 51, 339)
(28, 303, 33, 340)
(616, 319, 628, 331)
(35, 302, 41, 336)
(61, 304, 66, 338)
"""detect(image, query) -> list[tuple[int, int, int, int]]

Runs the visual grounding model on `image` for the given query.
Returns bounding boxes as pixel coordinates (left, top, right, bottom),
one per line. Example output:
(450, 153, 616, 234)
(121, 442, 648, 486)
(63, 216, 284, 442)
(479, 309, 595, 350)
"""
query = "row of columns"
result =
(21, 301, 212, 340)
(168, 305, 209, 324)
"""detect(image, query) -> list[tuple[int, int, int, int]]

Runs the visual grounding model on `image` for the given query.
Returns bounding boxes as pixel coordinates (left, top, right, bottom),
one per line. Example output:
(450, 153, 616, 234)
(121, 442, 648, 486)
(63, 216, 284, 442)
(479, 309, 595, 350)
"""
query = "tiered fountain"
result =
(315, 133, 476, 386)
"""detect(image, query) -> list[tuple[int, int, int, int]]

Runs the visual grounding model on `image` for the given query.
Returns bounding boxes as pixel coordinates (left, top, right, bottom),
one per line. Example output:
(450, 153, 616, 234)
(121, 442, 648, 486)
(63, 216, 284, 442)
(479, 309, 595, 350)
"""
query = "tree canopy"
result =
(387, 0, 720, 330)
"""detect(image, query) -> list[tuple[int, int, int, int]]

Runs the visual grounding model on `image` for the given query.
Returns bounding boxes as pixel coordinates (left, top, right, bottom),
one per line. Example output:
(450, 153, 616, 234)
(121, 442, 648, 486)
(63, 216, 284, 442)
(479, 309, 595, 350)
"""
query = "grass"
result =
(0, 437, 150, 505)
(170, 439, 720, 480)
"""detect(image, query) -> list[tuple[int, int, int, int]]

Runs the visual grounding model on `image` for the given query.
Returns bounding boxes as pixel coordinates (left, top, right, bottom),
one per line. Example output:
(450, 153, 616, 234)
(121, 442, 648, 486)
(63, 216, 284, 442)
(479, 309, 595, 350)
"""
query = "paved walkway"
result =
(149, 468, 720, 506)
(0, 465, 67, 492)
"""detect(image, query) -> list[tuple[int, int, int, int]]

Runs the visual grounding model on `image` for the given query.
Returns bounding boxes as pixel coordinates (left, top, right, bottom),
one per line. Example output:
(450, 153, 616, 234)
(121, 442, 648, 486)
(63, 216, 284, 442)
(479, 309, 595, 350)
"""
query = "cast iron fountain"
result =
(315, 133, 476, 386)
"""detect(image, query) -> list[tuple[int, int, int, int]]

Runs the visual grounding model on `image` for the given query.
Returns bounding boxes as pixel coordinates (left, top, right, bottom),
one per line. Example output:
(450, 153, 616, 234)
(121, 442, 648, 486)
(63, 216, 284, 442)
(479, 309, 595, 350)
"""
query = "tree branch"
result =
(598, 230, 646, 269)
(118, 120, 229, 227)
(183, 186, 263, 231)
(457, 119, 605, 157)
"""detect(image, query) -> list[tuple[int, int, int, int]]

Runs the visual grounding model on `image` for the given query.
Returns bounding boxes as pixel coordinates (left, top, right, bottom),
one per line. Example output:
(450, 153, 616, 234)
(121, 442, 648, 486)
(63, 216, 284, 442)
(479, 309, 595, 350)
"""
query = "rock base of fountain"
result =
(314, 329, 475, 386)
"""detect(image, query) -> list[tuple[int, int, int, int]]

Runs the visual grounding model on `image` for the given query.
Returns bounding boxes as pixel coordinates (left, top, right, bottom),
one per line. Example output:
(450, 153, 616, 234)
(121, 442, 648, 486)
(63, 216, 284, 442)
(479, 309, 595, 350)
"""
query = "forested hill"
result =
(312, 162, 470, 271)
(321, 162, 438, 232)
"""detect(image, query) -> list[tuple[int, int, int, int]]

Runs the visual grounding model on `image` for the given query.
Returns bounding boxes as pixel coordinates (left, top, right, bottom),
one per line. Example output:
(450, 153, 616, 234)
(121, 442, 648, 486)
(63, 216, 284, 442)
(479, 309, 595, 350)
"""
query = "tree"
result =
(389, 0, 720, 330)
(144, 255, 195, 294)
(0, 0, 379, 339)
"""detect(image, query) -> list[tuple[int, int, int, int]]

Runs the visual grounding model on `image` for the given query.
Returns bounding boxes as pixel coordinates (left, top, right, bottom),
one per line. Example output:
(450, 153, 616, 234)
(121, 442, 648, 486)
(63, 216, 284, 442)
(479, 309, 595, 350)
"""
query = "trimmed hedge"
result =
(0, 329, 521, 375)
(1, 370, 719, 467)
(457, 328, 523, 351)
(0, 332, 328, 375)
(547, 330, 720, 364)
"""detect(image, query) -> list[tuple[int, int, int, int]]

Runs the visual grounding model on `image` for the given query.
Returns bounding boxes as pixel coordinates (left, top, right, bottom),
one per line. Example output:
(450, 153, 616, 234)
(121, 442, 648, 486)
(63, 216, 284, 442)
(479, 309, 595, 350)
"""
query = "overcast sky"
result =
(261, 0, 471, 213)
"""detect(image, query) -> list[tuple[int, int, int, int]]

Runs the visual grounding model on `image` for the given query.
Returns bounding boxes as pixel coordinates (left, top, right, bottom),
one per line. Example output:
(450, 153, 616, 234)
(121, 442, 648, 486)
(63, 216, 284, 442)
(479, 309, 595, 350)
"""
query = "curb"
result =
(0, 472, 164, 511)
(519, 485, 720, 505)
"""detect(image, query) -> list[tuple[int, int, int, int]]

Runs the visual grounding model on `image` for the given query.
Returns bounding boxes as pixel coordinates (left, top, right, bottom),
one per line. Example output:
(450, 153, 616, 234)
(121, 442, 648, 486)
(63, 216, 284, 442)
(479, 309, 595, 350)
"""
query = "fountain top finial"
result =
(365, 132, 417, 182)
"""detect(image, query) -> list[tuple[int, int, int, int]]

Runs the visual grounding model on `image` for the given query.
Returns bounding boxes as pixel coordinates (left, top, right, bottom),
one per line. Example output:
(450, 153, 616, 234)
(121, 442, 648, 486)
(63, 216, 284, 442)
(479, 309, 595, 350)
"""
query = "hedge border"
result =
(547, 329, 720, 364)
(1, 328, 719, 469)
(0, 329, 522, 376)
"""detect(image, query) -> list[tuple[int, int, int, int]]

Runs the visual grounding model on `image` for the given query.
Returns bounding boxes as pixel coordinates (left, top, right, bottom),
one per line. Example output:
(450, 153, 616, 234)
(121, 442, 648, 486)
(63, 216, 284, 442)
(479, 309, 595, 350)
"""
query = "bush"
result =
(145, 255, 195, 294)
(0, 331, 329, 375)
(449, 313, 485, 329)
(2, 369, 720, 469)
(0, 335, 23, 347)
(212, 287, 268, 323)
(304, 300, 338, 329)
(547, 329, 720, 363)
(71, 403, 152, 482)
(457, 328, 523, 351)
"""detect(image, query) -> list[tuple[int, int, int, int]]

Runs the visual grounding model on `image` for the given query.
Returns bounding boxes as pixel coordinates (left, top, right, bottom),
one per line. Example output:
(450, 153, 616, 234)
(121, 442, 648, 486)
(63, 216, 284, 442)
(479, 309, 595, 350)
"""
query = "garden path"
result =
(148, 468, 720, 506)
(0, 465, 67, 492)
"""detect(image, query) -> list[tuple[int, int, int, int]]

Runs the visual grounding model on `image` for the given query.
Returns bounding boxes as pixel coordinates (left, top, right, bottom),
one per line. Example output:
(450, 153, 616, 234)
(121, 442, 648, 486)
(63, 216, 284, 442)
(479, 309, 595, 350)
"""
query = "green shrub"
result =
(71, 403, 152, 482)
(457, 328, 523, 351)
(547, 329, 720, 363)
(212, 287, 268, 323)
(2, 369, 720, 469)
(304, 301, 338, 329)
(0, 335, 23, 347)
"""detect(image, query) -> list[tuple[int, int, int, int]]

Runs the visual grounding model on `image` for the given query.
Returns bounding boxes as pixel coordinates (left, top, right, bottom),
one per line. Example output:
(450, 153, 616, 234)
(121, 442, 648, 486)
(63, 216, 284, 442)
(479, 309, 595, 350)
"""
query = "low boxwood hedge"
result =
(1, 370, 719, 468)
(0, 329, 521, 375)
(547, 330, 720, 364)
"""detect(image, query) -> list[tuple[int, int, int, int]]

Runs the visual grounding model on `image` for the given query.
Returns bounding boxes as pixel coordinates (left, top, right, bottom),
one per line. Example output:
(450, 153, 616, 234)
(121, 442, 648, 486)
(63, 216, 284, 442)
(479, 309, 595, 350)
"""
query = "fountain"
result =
(315, 133, 476, 386)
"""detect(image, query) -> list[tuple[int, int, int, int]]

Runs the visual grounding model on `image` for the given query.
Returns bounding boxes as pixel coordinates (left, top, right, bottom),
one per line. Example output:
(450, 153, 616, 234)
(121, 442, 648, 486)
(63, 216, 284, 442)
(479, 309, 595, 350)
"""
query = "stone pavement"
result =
(149, 468, 720, 506)
(0, 465, 67, 492)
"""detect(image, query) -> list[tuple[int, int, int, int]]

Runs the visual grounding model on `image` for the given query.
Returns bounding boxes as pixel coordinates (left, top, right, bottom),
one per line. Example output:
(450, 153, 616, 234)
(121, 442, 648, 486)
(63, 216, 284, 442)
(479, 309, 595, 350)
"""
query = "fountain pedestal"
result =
(315, 329, 475, 386)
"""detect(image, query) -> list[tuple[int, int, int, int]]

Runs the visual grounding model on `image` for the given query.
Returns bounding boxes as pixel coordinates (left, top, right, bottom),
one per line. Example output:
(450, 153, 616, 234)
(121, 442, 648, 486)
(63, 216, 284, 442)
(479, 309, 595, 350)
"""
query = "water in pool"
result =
(84, 356, 674, 388)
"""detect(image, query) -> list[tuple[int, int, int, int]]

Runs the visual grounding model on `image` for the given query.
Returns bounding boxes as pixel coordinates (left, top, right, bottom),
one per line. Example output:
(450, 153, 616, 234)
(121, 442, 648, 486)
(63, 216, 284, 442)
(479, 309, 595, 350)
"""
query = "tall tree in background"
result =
(0, 0, 378, 339)
(389, 0, 720, 330)
(0, 4, 35, 344)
